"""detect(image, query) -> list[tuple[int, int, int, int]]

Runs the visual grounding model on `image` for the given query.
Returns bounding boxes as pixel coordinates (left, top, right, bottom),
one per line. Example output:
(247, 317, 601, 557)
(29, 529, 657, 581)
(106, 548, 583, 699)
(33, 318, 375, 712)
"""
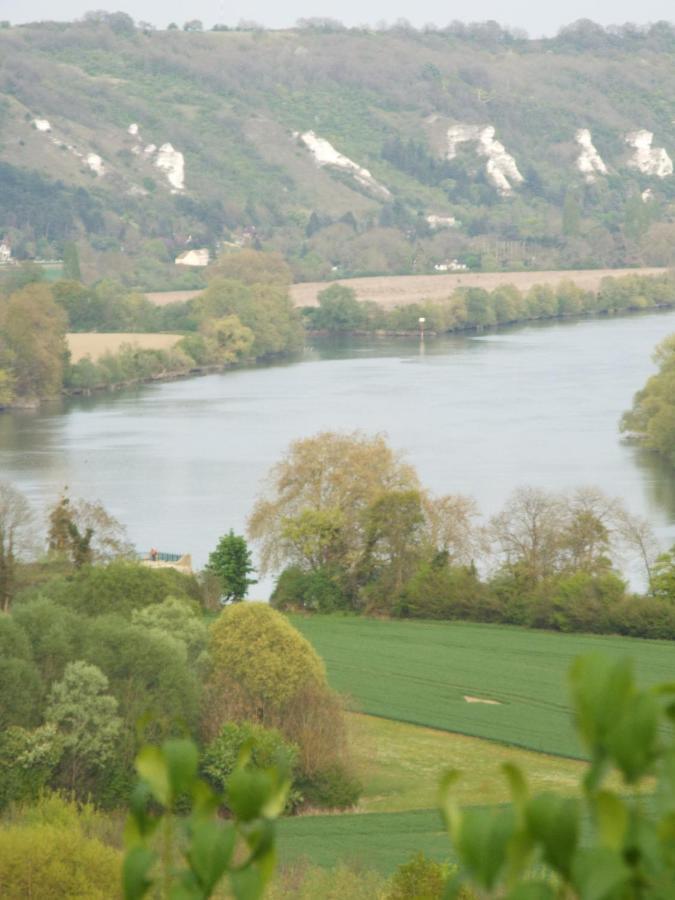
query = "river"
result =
(2, 310, 675, 595)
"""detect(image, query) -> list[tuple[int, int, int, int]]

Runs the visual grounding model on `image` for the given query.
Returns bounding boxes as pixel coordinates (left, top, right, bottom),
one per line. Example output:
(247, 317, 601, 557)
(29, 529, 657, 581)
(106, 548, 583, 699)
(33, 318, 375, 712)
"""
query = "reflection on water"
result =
(631, 446, 675, 528)
(3, 309, 675, 592)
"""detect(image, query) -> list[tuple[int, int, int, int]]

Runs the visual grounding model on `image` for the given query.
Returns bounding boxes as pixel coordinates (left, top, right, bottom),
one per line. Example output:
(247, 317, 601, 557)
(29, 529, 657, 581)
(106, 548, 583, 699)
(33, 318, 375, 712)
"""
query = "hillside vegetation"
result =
(4, 18, 675, 284)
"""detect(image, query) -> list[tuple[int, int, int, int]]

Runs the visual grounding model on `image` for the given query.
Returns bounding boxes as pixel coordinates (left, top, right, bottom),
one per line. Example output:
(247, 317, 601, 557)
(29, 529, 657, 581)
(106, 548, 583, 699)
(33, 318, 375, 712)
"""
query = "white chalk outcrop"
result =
(445, 124, 523, 195)
(298, 131, 391, 199)
(86, 153, 105, 176)
(155, 143, 185, 192)
(33, 118, 52, 132)
(575, 129, 608, 183)
(426, 214, 458, 230)
(175, 248, 210, 266)
(126, 125, 186, 191)
(626, 130, 673, 178)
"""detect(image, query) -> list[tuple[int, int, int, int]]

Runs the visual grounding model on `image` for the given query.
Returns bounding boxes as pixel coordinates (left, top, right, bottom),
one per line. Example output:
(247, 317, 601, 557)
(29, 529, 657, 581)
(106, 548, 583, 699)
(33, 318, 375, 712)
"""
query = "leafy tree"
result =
(131, 595, 207, 664)
(208, 603, 325, 718)
(205, 604, 354, 784)
(61, 241, 81, 281)
(28, 559, 200, 617)
(207, 529, 256, 602)
(0, 480, 35, 612)
(309, 284, 369, 331)
(0, 821, 121, 899)
(0, 283, 67, 400)
(45, 660, 122, 792)
(47, 490, 133, 566)
(0, 724, 62, 809)
(621, 333, 675, 467)
(361, 489, 426, 601)
(202, 721, 300, 812)
(248, 431, 419, 576)
(207, 249, 292, 286)
(0, 657, 42, 730)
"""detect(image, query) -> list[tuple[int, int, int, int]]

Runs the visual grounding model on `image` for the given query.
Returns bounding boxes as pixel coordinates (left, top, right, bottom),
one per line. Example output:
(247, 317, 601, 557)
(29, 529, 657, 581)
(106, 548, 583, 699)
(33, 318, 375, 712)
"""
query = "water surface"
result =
(3, 311, 675, 594)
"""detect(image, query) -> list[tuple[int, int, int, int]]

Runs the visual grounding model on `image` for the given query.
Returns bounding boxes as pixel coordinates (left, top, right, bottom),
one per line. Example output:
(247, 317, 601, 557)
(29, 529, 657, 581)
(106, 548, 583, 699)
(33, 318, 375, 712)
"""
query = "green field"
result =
(349, 714, 612, 813)
(292, 617, 675, 759)
(278, 809, 450, 874)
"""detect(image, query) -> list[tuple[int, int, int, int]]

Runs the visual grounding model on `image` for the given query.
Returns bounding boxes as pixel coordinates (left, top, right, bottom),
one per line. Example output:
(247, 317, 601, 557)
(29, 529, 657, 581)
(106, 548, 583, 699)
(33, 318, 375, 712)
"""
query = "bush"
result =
(206, 603, 326, 721)
(205, 604, 355, 789)
(298, 762, 362, 810)
(203, 721, 302, 812)
(271, 565, 351, 612)
(397, 562, 495, 621)
(386, 852, 455, 900)
(0, 822, 121, 899)
(18, 560, 201, 617)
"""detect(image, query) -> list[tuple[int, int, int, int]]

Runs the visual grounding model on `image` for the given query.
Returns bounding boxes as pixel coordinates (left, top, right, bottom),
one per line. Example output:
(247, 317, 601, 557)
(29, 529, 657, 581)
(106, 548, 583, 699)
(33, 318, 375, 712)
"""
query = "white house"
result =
(175, 248, 210, 267)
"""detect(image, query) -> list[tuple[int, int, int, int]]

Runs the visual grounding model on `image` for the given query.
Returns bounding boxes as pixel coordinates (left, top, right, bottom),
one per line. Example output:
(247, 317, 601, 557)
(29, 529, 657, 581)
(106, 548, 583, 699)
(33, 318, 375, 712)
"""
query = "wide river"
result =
(3, 309, 675, 594)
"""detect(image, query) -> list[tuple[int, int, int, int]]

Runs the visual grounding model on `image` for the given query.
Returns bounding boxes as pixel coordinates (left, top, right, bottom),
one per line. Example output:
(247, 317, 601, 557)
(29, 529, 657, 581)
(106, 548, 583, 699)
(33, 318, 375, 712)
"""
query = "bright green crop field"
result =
(291, 617, 675, 759)
(277, 808, 450, 874)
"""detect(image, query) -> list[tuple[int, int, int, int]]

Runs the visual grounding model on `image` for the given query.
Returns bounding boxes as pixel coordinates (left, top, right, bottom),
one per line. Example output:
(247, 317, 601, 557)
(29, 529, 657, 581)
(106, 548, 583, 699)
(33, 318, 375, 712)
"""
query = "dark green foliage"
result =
(304, 284, 373, 331)
(396, 563, 492, 620)
(61, 242, 81, 281)
(0, 163, 102, 246)
(386, 852, 452, 900)
(0, 657, 42, 730)
(21, 560, 201, 617)
(124, 737, 288, 900)
(297, 763, 363, 811)
(271, 565, 351, 612)
(202, 721, 301, 812)
(206, 530, 256, 603)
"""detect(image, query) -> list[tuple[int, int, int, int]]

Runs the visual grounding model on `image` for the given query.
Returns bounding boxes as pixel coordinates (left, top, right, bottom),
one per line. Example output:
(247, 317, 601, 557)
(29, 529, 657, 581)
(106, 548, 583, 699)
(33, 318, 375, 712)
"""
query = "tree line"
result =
(0, 251, 303, 406)
(304, 271, 675, 335)
(247, 431, 675, 640)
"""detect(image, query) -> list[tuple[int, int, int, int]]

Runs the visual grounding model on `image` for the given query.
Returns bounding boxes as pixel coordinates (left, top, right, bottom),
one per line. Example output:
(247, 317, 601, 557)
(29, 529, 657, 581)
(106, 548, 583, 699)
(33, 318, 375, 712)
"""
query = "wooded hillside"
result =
(2, 17, 675, 285)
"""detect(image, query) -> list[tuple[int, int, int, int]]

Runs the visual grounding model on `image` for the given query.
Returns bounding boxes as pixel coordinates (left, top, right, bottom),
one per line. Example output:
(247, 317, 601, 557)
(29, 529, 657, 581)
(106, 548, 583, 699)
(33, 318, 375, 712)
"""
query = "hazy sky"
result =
(2, 1, 674, 35)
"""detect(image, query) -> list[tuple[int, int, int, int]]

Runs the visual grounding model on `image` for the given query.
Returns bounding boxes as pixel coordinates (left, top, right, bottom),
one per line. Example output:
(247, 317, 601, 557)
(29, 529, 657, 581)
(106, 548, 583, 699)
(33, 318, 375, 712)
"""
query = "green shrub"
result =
(0, 822, 121, 899)
(203, 721, 301, 812)
(386, 852, 454, 900)
(271, 565, 351, 612)
(298, 763, 362, 810)
(19, 560, 201, 617)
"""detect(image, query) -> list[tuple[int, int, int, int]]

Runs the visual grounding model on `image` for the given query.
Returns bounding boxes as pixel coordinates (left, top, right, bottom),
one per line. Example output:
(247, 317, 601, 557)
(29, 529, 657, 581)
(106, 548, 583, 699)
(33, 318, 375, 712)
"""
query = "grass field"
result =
(278, 808, 450, 873)
(349, 714, 604, 813)
(66, 332, 181, 362)
(292, 617, 675, 759)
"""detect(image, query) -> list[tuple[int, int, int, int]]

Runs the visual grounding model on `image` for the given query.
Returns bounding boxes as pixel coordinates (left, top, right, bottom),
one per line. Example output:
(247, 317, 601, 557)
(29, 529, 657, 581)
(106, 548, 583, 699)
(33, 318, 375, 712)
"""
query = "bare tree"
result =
(0, 481, 36, 612)
(611, 505, 660, 588)
(489, 486, 565, 583)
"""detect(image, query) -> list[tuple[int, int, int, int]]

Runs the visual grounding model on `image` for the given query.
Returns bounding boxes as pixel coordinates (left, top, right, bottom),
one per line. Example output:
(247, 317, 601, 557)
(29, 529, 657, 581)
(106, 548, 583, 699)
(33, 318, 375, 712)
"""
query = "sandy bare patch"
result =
(144, 289, 203, 307)
(67, 332, 181, 362)
(290, 267, 668, 309)
(464, 695, 502, 705)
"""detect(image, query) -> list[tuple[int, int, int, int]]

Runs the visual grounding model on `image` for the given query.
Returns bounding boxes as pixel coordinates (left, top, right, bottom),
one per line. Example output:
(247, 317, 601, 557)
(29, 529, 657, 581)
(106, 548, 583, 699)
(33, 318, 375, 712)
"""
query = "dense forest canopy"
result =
(2, 18, 675, 285)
